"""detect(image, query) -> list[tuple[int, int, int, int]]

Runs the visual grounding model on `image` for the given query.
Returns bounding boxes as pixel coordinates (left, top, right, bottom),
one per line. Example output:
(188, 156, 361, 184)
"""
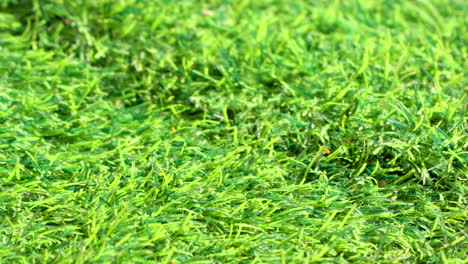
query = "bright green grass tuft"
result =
(0, 0, 466, 263)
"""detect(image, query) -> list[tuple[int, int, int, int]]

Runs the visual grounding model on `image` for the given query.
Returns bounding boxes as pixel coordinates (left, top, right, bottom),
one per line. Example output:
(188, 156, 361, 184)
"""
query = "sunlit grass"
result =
(0, 0, 466, 263)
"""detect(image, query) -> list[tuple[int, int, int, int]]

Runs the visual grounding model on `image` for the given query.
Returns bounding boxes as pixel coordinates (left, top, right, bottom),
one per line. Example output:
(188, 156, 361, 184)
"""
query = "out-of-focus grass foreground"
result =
(0, 0, 466, 263)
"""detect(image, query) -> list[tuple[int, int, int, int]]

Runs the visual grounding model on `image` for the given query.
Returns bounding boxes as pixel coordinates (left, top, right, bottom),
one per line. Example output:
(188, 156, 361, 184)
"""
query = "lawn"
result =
(0, 0, 466, 263)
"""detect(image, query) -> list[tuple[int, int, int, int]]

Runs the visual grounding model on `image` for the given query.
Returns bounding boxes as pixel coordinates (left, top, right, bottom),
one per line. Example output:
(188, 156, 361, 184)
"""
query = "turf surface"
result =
(0, 0, 467, 263)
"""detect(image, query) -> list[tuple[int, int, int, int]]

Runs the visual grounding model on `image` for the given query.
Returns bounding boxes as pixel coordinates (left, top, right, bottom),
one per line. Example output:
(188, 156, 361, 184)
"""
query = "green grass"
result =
(0, 0, 467, 263)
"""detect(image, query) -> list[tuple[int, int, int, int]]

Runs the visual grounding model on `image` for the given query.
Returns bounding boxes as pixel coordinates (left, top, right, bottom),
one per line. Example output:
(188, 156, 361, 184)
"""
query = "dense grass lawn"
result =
(0, 0, 466, 263)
